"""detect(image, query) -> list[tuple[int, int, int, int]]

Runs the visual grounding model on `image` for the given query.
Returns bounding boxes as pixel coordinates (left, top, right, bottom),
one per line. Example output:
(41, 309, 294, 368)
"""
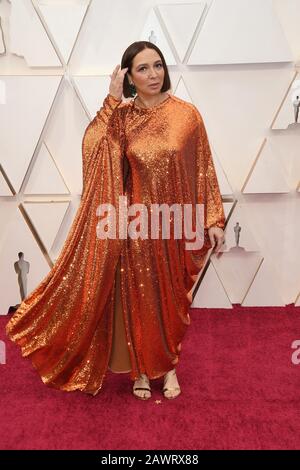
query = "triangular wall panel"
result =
(183, 67, 295, 191)
(242, 259, 285, 306)
(9, 0, 61, 67)
(242, 139, 290, 194)
(139, 8, 177, 65)
(24, 143, 69, 195)
(72, 75, 111, 117)
(211, 250, 263, 304)
(44, 78, 89, 195)
(188, 0, 293, 65)
(36, 0, 90, 64)
(158, 2, 206, 62)
(0, 76, 62, 193)
(192, 263, 232, 309)
(23, 201, 70, 252)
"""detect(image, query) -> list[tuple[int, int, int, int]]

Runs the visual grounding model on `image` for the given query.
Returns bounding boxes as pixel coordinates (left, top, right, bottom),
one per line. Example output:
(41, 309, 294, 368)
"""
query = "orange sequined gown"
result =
(6, 92, 225, 395)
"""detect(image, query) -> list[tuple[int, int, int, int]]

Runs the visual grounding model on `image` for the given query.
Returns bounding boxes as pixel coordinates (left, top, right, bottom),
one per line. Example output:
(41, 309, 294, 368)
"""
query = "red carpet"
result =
(1, 305, 300, 450)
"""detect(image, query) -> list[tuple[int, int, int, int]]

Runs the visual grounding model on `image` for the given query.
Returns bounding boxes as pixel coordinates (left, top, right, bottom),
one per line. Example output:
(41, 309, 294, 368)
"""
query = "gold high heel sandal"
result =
(133, 374, 151, 401)
(163, 369, 181, 399)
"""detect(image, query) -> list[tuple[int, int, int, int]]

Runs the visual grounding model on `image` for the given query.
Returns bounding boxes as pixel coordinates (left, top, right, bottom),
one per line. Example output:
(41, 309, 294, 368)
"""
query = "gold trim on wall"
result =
(0, 164, 15, 195)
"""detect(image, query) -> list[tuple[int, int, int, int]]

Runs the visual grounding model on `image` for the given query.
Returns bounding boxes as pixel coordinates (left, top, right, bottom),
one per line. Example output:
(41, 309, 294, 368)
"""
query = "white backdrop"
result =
(0, 0, 299, 313)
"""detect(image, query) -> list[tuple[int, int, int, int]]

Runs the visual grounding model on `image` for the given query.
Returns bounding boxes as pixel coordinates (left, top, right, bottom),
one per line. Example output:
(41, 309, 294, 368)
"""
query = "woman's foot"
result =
(163, 368, 181, 399)
(133, 373, 151, 400)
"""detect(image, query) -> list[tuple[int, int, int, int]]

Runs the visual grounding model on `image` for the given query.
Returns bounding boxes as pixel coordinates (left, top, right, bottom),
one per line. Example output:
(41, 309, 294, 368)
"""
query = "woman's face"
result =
(128, 48, 165, 97)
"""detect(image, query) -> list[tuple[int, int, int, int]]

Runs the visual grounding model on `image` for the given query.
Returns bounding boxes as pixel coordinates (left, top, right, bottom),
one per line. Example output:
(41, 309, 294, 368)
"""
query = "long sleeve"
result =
(193, 106, 225, 230)
(82, 93, 124, 195)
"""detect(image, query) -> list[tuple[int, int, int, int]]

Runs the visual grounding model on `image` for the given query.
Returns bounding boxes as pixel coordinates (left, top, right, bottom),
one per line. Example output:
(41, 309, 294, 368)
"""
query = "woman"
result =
(6, 41, 225, 400)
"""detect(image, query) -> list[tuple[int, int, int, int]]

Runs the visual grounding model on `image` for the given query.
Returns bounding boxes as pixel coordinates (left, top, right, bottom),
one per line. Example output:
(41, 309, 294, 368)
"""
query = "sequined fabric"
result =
(6, 92, 225, 395)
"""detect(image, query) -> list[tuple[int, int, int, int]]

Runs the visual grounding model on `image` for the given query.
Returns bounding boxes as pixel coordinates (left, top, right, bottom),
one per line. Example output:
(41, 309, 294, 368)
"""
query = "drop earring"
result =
(129, 82, 137, 97)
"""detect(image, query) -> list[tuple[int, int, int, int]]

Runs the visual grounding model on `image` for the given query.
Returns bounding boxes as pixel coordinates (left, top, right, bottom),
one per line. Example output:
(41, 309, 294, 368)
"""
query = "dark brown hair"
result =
(121, 41, 171, 98)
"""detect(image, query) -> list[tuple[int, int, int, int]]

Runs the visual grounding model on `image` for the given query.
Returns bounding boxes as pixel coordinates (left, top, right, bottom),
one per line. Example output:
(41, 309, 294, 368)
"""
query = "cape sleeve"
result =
(193, 105, 225, 230)
(82, 93, 124, 195)
(5, 93, 127, 395)
(183, 105, 226, 286)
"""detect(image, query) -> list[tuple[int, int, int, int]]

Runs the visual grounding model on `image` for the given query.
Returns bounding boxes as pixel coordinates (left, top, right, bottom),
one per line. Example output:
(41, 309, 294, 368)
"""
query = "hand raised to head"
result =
(109, 65, 128, 101)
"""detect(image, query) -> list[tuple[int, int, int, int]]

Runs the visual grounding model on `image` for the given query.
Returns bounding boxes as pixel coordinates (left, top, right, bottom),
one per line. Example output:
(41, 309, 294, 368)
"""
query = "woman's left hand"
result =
(208, 226, 225, 253)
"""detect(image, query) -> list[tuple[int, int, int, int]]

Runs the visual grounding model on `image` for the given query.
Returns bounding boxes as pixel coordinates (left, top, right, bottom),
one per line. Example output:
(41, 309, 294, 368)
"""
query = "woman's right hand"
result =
(109, 65, 128, 101)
